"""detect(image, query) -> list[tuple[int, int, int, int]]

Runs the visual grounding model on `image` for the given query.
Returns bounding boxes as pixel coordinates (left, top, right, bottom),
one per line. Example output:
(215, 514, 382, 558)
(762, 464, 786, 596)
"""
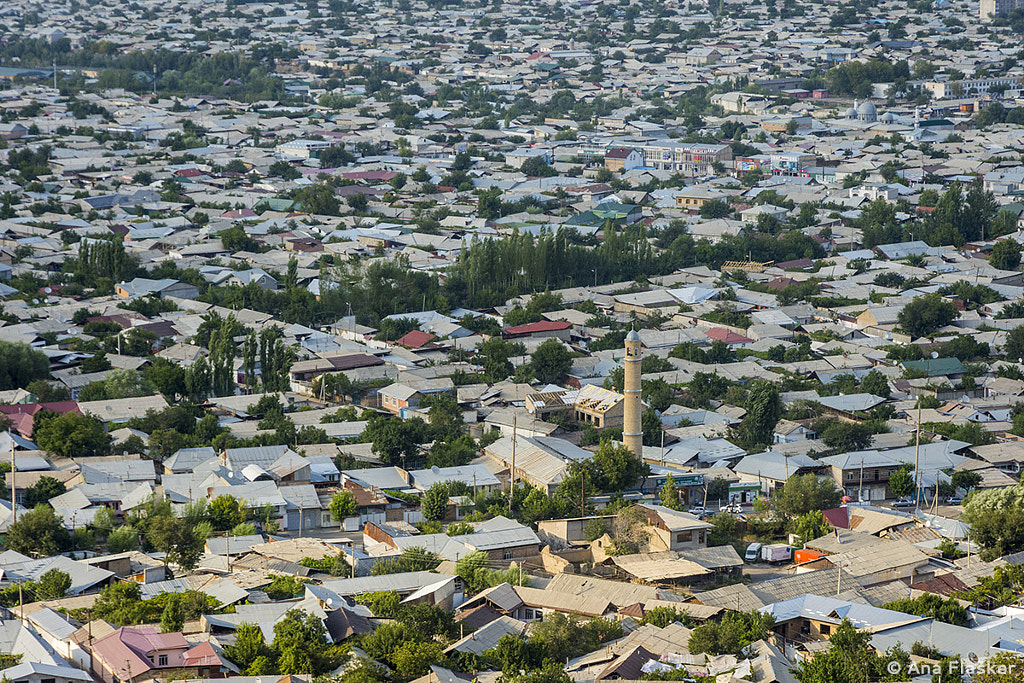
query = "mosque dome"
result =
(858, 99, 878, 123)
(845, 106, 858, 119)
(880, 111, 896, 124)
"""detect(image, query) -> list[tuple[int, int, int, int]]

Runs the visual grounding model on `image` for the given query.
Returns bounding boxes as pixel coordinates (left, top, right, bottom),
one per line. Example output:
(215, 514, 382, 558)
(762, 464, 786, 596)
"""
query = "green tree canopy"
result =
(0, 341, 50, 391)
(32, 410, 111, 458)
(897, 293, 958, 339)
(530, 338, 573, 384)
(774, 473, 841, 518)
(5, 505, 72, 556)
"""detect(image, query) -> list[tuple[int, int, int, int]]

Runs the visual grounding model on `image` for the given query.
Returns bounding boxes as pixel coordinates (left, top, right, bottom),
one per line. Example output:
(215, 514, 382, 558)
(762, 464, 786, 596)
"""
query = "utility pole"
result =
(508, 416, 517, 514)
(859, 455, 864, 504)
(11, 438, 15, 523)
(914, 398, 922, 509)
(580, 467, 585, 518)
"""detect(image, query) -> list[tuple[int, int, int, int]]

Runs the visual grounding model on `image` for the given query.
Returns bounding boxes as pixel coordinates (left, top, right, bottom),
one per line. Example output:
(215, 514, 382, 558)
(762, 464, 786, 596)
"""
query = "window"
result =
(503, 549, 514, 560)
(820, 624, 831, 636)
(159, 655, 168, 667)
(676, 531, 692, 544)
(801, 620, 811, 635)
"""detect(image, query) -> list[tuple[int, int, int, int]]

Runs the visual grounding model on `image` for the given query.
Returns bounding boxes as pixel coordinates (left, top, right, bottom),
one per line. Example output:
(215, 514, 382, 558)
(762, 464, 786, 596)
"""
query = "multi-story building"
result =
(981, 0, 1024, 19)
(637, 142, 732, 175)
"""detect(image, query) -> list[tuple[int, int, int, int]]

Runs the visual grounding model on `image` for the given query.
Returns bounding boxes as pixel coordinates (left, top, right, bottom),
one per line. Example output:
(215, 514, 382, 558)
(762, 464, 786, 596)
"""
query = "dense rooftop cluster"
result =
(2, 0, 1024, 682)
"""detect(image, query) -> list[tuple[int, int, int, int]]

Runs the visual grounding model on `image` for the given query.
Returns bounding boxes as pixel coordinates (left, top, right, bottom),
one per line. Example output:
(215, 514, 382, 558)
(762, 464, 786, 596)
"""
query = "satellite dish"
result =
(431, 465, 440, 474)
(931, 352, 939, 359)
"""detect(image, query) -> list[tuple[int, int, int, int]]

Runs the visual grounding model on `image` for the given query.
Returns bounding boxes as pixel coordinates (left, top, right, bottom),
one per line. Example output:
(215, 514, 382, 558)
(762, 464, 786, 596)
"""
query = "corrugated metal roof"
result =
(445, 615, 527, 655)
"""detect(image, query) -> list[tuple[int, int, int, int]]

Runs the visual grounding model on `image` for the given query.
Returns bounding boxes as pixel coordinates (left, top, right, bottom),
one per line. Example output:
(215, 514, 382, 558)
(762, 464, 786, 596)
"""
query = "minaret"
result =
(623, 329, 643, 457)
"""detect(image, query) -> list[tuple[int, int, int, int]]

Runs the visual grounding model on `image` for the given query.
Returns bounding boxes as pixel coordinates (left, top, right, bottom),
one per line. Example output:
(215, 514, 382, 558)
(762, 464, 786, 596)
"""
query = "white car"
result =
(688, 506, 706, 517)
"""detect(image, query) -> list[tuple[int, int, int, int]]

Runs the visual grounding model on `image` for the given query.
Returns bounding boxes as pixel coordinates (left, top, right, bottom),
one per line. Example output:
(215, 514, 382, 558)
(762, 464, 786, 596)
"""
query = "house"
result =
(604, 148, 643, 172)
(774, 419, 816, 443)
(482, 435, 593, 495)
(396, 330, 437, 349)
(379, 378, 455, 417)
(636, 504, 711, 551)
(501, 320, 572, 340)
(90, 628, 190, 683)
(572, 384, 626, 430)
(114, 278, 199, 300)
(675, 187, 725, 211)
(901, 357, 967, 378)
(705, 327, 753, 348)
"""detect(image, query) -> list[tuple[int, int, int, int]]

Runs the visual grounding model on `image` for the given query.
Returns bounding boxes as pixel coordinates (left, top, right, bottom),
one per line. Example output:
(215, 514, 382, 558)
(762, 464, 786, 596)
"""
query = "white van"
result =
(744, 542, 762, 563)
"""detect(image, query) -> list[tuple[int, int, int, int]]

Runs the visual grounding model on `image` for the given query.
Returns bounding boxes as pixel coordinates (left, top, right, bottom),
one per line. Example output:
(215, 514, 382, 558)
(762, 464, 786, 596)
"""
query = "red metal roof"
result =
(396, 330, 437, 349)
(502, 320, 572, 336)
(705, 327, 753, 345)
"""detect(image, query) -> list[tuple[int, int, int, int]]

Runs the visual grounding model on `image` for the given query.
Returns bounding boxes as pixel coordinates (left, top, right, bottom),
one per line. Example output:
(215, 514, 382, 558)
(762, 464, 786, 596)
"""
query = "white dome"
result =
(858, 100, 878, 122)
(845, 107, 858, 119)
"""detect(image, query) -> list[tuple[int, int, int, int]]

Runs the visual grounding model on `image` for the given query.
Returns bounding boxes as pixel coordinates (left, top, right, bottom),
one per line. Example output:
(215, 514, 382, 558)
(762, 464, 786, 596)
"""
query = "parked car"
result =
(946, 496, 963, 505)
(724, 503, 743, 514)
(744, 542, 763, 563)
(688, 505, 706, 517)
(891, 498, 915, 508)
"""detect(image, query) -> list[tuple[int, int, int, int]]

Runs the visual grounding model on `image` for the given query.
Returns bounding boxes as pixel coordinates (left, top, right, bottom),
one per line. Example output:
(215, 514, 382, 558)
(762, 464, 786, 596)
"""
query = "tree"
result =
(688, 610, 775, 656)
(329, 490, 357, 521)
(990, 239, 1022, 271)
(208, 495, 246, 531)
(477, 187, 502, 220)
(963, 487, 1024, 560)
(700, 199, 732, 219)
(660, 475, 682, 510)
(5, 505, 72, 556)
(294, 183, 340, 216)
(860, 370, 891, 398)
(897, 293, 958, 339)
(950, 469, 982, 493)
(36, 568, 71, 600)
(774, 473, 841, 517)
(972, 652, 1024, 683)
(519, 156, 556, 178)
(591, 440, 649, 492)
(530, 338, 573, 384)
(225, 623, 274, 673)
(740, 381, 782, 446)
(0, 341, 50, 390)
(272, 608, 337, 675)
(794, 619, 908, 683)
(392, 641, 444, 680)
(882, 593, 967, 626)
(1007, 326, 1024, 363)
(23, 476, 66, 508)
(346, 192, 368, 212)
(477, 338, 522, 383)
(820, 421, 874, 452)
(106, 526, 139, 553)
(421, 482, 450, 522)
(888, 465, 914, 499)
(161, 594, 184, 633)
(103, 368, 158, 399)
(792, 510, 831, 546)
(371, 547, 442, 575)
(26, 380, 69, 402)
(364, 414, 428, 466)
(529, 613, 622, 663)
(148, 515, 204, 570)
(144, 357, 186, 399)
(708, 511, 739, 546)
(33, 411, 111, 458)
